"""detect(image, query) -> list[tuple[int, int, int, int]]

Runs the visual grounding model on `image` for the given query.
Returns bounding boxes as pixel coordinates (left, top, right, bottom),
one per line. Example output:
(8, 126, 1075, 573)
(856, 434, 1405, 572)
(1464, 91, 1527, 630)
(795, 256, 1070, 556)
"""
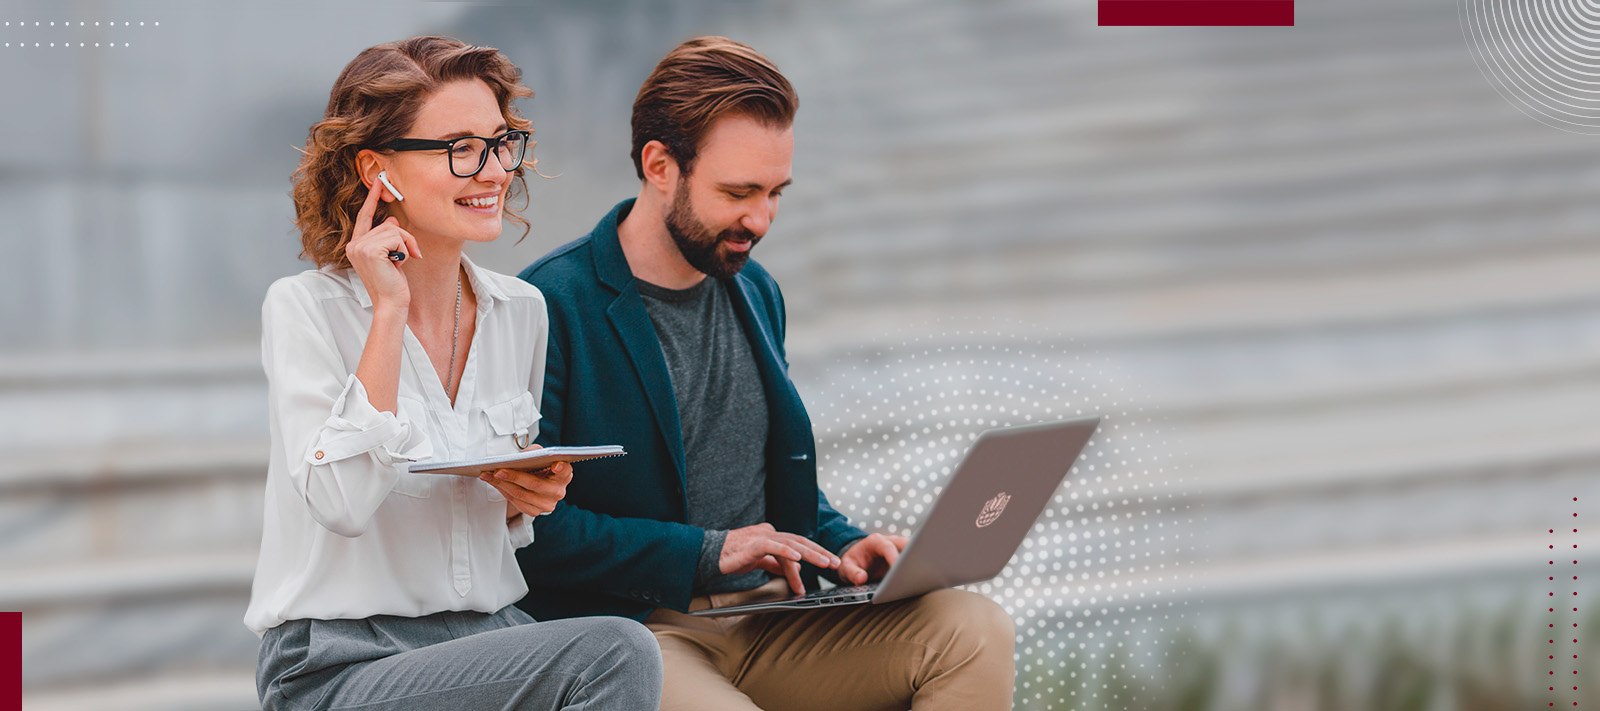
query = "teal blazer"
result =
(514, 199, 866, 621)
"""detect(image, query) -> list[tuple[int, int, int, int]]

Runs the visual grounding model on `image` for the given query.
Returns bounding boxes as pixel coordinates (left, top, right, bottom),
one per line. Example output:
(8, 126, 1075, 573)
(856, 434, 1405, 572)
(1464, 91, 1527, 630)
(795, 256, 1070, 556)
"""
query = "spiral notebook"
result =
(409, 445, 626, 477)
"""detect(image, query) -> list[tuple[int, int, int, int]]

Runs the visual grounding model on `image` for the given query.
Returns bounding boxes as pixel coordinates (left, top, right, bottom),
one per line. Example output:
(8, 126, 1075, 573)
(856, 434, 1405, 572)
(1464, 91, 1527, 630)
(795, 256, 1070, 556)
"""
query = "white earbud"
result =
(377, 170, 405, 202)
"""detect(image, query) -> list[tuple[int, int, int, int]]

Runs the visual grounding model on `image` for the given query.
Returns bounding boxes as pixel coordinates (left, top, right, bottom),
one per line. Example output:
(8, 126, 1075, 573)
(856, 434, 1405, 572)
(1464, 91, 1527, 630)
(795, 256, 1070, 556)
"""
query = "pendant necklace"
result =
(446, 270, 461, 393)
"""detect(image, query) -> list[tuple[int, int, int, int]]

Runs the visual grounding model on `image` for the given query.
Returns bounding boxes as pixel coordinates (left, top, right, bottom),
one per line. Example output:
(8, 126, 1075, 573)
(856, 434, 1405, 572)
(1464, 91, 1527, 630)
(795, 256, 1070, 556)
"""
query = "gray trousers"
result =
(258, 605, 662, 710)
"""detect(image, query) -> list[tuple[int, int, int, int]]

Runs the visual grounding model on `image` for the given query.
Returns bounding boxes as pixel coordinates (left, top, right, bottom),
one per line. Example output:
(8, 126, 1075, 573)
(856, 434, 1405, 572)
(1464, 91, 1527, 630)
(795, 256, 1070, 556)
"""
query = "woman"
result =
(245, 36, 661, 711)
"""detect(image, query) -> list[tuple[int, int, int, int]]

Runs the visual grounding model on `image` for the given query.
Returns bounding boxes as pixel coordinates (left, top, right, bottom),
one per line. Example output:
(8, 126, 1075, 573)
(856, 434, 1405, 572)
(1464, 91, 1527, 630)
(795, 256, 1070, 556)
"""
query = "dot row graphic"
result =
(2, 20, 156, 47)
(1549, 496, 1578, 707)
(1459, 0, 1600, 133)
(805, 325, 1198, 709)
(3, 21, 158, 26)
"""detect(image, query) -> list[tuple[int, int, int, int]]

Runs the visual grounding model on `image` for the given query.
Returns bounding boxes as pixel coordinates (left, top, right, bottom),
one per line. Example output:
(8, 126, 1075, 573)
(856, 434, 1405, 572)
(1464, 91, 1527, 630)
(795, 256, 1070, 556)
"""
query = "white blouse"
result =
(244, 256, 548, 636)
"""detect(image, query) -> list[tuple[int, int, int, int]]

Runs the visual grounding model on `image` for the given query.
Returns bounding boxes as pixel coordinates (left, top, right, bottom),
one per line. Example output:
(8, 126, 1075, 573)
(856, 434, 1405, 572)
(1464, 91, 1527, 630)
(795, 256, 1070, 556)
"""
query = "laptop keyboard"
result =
(802, 584, 876, 599)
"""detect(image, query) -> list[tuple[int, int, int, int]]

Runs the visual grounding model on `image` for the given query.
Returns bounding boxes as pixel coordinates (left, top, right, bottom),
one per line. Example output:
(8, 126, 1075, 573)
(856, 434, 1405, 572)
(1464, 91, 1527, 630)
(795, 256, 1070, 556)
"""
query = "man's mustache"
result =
(719, 227, 759, 244)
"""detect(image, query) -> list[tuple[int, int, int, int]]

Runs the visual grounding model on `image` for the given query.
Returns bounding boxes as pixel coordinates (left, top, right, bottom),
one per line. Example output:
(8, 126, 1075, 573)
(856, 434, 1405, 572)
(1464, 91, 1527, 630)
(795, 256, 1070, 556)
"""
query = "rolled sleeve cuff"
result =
(694, 529, 729, 586)
(304, 374, 432, 466)
(508, 513, 535, 549)
(833, 534, 869, 557)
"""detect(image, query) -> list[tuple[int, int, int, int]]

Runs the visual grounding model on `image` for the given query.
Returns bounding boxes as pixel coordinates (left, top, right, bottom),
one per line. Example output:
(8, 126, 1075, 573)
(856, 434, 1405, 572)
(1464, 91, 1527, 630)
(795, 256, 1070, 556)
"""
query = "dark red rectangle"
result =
(1, 612, 17, 711)
(1099, 1, 1294, 26)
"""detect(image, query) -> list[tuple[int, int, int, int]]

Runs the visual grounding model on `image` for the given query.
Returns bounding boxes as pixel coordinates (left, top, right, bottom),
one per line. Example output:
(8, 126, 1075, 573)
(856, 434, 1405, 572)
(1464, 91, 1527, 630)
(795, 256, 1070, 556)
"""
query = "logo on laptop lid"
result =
(976, 492, 1011, 528)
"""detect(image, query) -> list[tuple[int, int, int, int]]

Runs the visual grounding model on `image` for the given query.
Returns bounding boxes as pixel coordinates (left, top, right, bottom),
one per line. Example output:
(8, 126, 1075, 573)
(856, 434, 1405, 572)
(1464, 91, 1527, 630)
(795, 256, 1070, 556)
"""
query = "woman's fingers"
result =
(546, 462, 573, 485)
(397, 223, 423, 260)
(485, 477, 560, 517)
(490, 468, 567, 497)
(480, 466, 570, 518)
(508, 450, 576, 481)
(346, 218, 396, 262)
(353, 219, 420, 265)
(353, 178, 385, 240)
(485, 478, 523, 504)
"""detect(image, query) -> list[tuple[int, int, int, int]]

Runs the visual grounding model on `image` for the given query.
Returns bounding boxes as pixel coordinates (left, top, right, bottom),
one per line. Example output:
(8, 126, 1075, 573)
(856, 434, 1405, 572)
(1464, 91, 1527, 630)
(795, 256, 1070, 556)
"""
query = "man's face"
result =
(663, 114, 794, 279)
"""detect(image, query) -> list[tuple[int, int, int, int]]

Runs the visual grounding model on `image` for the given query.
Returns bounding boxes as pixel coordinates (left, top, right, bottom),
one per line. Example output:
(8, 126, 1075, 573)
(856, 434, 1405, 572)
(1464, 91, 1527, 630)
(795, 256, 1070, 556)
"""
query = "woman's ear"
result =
(354, 150, 396, 203)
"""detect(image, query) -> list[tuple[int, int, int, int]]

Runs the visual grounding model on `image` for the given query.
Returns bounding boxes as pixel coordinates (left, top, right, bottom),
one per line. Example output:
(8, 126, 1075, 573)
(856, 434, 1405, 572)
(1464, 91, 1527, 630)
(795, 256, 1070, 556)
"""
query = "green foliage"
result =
(1018, 590, 1593, 711)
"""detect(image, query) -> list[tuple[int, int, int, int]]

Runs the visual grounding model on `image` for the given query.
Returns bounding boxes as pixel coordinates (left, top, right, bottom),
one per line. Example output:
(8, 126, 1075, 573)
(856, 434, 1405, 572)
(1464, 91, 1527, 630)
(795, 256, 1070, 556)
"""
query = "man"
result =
(516, 36, 1014, 711)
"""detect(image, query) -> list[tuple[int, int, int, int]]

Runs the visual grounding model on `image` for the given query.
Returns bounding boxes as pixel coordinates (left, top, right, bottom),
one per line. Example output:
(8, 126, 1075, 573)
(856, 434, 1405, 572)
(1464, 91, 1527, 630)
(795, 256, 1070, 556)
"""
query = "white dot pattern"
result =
(804, 329, 1200, 707)
(1, 20, 158, 46)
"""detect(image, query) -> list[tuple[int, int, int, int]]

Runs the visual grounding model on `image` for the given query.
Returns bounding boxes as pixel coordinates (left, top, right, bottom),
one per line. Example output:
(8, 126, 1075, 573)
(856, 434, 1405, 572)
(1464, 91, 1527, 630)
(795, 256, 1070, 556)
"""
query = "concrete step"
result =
(3, 551, 255, 612)
(15, 554, 258, 691)
(0, 348, 260, 389)
(24, 671, 259, 711)
(0, 347, 263, 454)
(788, 0, 1466, 131)
(809, 343, 1598, 496)
(1180, 445, 1600, 563)
(785, 121, 1587, 257)
(784, 245, 1600, 357)
(792, 0, 1442, 91)
(806, 38, 1484, 150)
(0, 446, 263, 569)
(1169, 366, 1600, 492)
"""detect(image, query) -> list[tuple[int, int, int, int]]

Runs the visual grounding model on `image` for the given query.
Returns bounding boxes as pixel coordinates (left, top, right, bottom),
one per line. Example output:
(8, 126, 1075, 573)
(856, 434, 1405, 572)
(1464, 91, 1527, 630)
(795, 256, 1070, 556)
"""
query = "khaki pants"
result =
(644, 579, 1015, 711)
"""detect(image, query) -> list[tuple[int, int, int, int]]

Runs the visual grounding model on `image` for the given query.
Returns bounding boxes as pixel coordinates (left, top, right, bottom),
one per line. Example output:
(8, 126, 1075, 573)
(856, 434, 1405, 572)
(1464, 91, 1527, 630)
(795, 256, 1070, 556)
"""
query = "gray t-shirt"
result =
(637, 277, 771, 594)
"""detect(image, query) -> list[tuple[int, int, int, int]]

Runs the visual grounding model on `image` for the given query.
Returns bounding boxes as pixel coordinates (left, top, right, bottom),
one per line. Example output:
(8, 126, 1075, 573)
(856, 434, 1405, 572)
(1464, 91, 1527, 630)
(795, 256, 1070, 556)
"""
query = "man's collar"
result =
(589, 198, 639, 293)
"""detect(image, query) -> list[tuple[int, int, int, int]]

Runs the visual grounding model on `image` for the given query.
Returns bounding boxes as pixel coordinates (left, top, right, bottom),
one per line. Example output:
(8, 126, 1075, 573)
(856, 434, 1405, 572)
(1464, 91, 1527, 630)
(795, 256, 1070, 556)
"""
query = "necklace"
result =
(446, 270, 461, 393)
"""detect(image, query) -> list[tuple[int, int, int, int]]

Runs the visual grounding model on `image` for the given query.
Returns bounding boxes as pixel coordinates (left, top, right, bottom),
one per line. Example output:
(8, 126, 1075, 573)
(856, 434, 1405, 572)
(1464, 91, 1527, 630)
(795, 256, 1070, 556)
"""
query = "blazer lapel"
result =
(728, 273, 816, 537)
(606, 291, 688, 493)
(591, 200, 689, 495)
(728, 276, 788, 387)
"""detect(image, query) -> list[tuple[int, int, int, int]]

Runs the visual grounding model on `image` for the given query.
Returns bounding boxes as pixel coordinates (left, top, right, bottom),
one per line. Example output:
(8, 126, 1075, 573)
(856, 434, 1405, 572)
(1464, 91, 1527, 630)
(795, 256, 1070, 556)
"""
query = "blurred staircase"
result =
(3, 350, 265, 710)
(11, 0, 1600, 708)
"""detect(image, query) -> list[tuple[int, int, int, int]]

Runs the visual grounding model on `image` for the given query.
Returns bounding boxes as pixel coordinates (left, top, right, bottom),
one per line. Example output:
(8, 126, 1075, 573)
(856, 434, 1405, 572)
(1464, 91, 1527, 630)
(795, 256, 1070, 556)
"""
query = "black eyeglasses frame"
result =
(377, 129, 532, 178)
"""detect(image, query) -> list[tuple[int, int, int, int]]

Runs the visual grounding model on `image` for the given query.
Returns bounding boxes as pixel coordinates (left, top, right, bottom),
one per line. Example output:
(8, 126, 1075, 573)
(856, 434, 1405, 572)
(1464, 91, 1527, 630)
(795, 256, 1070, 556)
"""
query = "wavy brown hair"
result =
(292, 36, 536, 269)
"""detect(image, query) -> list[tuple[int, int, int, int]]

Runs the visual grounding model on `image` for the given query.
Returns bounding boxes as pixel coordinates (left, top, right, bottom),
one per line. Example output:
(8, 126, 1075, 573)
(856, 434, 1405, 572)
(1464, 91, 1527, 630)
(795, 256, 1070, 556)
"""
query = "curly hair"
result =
(292, 36, 537, 269)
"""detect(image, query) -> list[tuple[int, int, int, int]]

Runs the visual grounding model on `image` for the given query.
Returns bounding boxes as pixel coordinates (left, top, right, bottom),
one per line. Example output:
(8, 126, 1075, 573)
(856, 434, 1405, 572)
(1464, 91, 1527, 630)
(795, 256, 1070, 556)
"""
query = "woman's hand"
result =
(479, 445, 573, 519)
(345, 179, 422, 316)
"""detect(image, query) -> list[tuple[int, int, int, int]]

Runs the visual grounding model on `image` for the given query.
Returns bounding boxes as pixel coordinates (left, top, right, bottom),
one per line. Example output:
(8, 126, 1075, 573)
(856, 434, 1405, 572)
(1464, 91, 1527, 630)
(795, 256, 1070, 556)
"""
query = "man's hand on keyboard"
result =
(721, 523, 842, 594)
(838, 533, 910, 585)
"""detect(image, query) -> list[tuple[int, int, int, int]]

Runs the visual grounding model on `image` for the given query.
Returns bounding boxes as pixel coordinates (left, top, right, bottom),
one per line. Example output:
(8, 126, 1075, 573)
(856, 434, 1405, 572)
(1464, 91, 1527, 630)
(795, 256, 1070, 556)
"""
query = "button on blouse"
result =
(245, 257, 548, 636)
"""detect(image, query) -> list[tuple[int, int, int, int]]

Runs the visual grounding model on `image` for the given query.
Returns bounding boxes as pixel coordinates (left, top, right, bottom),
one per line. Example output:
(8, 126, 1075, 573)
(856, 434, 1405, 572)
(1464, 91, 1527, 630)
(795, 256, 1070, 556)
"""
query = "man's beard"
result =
(665, 183, 759, 280)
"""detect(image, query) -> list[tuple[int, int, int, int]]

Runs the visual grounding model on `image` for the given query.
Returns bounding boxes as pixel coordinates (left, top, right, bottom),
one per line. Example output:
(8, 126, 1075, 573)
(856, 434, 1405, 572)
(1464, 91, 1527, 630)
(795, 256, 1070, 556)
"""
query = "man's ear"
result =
(354, 150, 396, 203)
(639, 140, 679, 192)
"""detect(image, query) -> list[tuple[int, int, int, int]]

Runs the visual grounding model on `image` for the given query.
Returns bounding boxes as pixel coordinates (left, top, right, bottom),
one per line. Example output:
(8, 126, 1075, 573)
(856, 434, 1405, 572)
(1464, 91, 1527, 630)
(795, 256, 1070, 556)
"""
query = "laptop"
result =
(691, 416, 1100, 617)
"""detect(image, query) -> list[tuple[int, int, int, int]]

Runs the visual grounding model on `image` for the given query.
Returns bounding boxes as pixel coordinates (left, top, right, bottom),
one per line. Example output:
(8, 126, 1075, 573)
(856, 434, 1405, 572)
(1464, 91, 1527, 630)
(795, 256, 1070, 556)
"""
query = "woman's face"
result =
(378, 79, 517, 247)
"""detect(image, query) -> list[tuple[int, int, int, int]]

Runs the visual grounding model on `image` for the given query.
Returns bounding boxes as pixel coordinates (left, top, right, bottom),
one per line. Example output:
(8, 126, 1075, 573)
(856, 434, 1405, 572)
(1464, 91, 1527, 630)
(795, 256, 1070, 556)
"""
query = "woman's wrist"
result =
(371, 302, 409, 324)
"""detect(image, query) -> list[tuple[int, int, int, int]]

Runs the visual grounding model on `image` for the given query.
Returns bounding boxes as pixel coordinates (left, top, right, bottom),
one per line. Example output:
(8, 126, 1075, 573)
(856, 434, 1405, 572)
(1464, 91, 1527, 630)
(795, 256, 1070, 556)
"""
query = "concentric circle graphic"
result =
(1461, 0, 1600, 133)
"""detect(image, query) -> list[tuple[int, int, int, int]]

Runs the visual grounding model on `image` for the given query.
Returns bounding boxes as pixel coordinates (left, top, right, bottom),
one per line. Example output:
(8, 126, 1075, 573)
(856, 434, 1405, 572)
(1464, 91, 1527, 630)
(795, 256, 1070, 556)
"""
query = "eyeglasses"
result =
(378, 129, 531, 178)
